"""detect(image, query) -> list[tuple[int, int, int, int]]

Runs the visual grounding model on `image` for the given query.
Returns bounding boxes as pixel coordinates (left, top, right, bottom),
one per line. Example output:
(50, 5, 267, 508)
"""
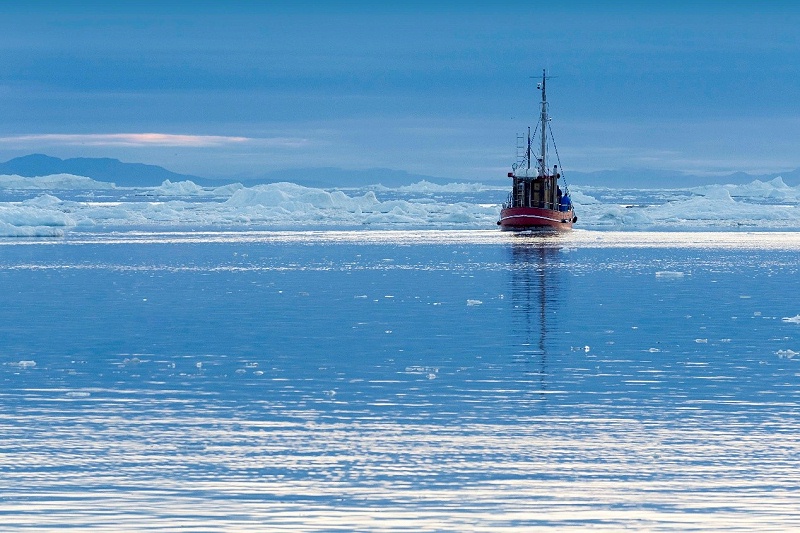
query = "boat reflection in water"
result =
(507, 236, 568, 404)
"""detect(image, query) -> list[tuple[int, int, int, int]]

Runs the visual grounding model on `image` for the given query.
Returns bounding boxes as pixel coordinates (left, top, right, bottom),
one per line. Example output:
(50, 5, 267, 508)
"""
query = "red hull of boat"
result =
(498, 206, 575, 231)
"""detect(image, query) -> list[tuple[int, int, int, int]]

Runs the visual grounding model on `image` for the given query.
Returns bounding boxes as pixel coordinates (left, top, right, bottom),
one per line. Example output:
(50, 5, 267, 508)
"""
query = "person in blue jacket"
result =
(559, 192, 572, 212)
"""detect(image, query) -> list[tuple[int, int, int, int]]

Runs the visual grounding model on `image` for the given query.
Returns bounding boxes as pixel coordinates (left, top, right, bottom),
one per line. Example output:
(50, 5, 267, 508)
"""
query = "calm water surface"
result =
(1, 230, 799, 531)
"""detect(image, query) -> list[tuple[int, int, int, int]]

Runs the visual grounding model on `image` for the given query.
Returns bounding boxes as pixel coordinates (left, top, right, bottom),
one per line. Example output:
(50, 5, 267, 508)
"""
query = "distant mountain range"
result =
(0, 154, 210, 187)
(0, 154, 449, 188)
(1, 153, 798, 189)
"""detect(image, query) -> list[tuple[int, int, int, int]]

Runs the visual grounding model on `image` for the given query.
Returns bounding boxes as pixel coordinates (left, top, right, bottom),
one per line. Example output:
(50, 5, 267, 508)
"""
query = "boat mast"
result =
(526, 126, 531, 171)
(539, 69, 547, 176)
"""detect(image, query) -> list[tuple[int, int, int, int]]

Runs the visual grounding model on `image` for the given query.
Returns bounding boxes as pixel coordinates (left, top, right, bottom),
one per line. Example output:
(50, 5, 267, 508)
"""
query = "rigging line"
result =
(547, 121, 570, 196)
(529, 122, 540, 169)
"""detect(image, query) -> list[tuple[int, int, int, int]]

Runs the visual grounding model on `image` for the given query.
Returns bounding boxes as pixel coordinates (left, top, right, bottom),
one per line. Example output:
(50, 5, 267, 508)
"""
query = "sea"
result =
(2, 179, 800, 531)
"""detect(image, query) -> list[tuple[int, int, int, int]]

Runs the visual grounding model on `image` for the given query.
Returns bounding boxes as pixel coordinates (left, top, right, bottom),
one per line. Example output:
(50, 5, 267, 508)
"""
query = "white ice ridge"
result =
(146, 179, 244, 197)
(376, 180, 503, 193)
(0, 173, 116, 189)
(572, 177, 800, 229)
(0, 194, 75, 236)
(0, 179, 499, 234)
(2, 175, 800, 235)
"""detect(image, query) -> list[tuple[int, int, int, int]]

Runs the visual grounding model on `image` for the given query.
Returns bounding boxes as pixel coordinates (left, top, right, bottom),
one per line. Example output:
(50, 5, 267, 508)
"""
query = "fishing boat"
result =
(498, 70, 577, 231)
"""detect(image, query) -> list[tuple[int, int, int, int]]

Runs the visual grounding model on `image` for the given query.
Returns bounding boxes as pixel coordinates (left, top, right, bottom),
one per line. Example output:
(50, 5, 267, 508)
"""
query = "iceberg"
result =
(0, 194, 75, 236)
(147, 179, 245, 197)
(388, 180, 500, 193)
(0, 173, 116, 189)
(693, 177, 800, 202)
(572, 179, 800, 229)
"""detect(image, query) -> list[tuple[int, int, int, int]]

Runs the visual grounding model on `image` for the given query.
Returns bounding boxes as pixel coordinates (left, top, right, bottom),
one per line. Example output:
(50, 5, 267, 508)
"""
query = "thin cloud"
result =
(0, 133, 308, 148)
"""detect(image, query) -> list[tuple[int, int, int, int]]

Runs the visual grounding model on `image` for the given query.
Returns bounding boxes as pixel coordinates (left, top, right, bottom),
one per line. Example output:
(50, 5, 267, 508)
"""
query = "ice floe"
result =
(1, 174, 799, 235)
(573, 178, 800, 229)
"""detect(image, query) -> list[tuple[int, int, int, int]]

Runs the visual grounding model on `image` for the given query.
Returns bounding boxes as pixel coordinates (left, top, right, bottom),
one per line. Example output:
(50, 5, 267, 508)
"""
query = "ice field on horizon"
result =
(1, 172, 800, 236)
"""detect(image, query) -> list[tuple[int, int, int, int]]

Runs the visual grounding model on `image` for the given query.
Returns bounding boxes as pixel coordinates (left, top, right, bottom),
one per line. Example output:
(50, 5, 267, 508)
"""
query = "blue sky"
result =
(1, 1, 798, 181)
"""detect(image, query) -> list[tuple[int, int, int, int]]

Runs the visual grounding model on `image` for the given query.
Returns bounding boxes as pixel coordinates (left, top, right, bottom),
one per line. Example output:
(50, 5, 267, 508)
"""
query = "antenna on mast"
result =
(539, 69, 547, 176)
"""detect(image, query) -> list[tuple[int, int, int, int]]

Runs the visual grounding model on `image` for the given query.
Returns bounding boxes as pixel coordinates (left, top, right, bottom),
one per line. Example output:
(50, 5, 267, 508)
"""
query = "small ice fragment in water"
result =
(648, 348, 661, 352)
(405, 366, 438, 375)
(655, 271, 684, 278)
(584, 345, 590, 352)
(196, 362, 203, 369)
(776, 349, 799, 359)
(7, 360, 36, 368)
(467, 299, 483, 306)
(782, 315, 800, 324)
(695, 338, 708, 343)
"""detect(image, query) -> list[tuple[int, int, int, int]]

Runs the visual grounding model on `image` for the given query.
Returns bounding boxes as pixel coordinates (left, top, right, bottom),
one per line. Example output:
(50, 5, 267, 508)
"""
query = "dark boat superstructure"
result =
(498, 70, 576, 231)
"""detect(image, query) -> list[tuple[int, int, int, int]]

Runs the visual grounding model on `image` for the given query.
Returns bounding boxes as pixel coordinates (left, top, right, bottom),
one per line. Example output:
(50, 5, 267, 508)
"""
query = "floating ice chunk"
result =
(0, 193, 76, 236)
(148, 179, 245, 197)
(6, 360, 36, 368)
(467, 299, 483, 306)
(0, 221, 66, 237)
(776, 349, 799, 359)
(225, 182, 380, 212)
(782, 315, 800, 324)
(693, 177, 800, 202)
(570, 189, 601, 205)
(695, 338, 708, 343)
(655, 271, 684, 278)
(151, 179, 206, 196)
(405, 366, 438, 374)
